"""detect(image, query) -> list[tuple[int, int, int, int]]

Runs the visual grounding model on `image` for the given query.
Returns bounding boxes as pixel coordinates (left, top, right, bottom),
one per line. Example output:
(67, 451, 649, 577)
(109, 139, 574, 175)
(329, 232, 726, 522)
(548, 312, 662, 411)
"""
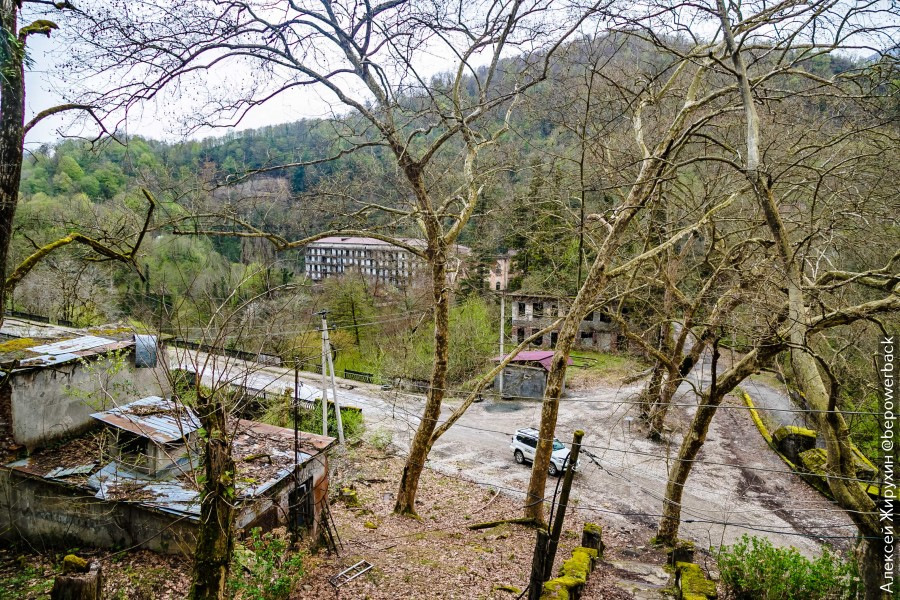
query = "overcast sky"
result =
(23, 33, 344, 149)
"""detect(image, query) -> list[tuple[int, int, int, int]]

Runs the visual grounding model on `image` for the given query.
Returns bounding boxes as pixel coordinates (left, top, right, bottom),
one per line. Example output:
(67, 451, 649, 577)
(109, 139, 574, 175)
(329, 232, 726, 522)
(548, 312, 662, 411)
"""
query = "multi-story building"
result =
(303, 236, 469, 287)
(509, 293, 621, 351)
(488, 250, 517, 292)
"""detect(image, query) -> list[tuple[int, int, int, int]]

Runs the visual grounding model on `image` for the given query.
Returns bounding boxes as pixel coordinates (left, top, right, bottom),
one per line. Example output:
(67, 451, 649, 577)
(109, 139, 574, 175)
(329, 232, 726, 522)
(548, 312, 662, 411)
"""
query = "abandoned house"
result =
(493, 351, 573, 400)
(509, 293, 622, 352)
(0, 328, 168, 454)
(0, 395, 336, 554)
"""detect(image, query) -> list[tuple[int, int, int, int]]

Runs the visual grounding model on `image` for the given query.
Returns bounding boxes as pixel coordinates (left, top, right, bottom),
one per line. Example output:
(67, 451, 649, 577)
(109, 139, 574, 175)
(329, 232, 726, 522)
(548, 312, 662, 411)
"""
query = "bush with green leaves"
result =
(260, 394, 364, 440)
(716, 535, 859, 600)
(228, 528, 303, 600)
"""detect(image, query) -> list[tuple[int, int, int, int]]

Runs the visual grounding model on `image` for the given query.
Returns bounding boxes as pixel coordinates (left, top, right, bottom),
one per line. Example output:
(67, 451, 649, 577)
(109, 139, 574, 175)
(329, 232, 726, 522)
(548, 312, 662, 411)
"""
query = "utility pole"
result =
(324, 325, 345, 444)
(526, 429, 584, 600)
(499, 292, 505, 399)
(318, 310, 329, 437)
(544, 430, 584, 579)
(318, 310, 345, 444)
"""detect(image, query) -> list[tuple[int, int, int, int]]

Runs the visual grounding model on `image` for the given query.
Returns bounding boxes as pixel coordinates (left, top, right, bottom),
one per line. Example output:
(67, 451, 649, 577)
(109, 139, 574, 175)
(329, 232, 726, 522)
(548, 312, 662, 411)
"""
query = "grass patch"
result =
(568, 350, 646, 384)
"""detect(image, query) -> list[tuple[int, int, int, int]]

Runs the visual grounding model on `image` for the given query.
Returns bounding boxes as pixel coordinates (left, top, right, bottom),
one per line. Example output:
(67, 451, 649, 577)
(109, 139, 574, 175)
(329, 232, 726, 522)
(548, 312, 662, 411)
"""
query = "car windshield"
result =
(552, 439, 565, 451)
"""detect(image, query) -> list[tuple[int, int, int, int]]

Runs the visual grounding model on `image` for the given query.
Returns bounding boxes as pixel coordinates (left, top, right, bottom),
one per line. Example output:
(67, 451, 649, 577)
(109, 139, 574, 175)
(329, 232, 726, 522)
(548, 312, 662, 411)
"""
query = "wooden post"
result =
(50, 560, 101, 600)
(581, 522, 604, 557)
(544, 430, 584, 580)
(527, 529, 550, 600)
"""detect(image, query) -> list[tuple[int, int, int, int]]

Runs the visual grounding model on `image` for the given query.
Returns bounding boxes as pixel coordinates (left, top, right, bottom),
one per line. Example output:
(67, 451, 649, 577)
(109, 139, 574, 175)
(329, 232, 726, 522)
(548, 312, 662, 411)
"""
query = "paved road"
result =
(168, 346, 853, 554)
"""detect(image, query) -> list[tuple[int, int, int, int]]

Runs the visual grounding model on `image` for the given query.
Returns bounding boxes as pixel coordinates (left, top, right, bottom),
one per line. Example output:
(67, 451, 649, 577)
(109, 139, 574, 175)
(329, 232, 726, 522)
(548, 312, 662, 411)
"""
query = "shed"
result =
(493, 351, 573, 400)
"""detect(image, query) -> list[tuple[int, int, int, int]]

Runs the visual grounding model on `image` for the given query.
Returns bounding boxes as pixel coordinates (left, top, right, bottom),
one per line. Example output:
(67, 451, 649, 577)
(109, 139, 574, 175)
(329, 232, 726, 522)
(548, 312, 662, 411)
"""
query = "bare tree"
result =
(73, 0, 604, 517)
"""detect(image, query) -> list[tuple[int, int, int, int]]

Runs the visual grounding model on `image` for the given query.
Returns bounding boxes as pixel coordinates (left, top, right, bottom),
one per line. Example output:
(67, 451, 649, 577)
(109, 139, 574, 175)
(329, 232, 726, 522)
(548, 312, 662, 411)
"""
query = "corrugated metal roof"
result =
(91, 396, 200, 444)
(45, 463, 96, 479)
(29, 336, 116, 355)
(19, 352, 80, 368)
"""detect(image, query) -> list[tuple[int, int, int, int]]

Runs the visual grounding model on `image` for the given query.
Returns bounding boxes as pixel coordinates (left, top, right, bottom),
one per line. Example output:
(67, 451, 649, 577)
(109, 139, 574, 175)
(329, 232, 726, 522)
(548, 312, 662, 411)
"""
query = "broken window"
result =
(584, 311, 594, 322)
(551, 331, 558, 347)
(533, 302, 544, 318)
(517, 302, 526, 315)
(517, 328, 525, 344)
(531, 329, 542, 346)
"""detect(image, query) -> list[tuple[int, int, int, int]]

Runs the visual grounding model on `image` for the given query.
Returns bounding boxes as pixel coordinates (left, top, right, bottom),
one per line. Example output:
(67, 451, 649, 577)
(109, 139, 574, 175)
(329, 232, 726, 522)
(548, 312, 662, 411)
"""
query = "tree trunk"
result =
(189, 395, 236, 600)
(648, 369, 679, 440)
(714, 5, 883, 591)
(394, 253, 449, 515)
(0, 1, 26, 324)
(655, 345, 778, 544)
(640, 361, 666, 418)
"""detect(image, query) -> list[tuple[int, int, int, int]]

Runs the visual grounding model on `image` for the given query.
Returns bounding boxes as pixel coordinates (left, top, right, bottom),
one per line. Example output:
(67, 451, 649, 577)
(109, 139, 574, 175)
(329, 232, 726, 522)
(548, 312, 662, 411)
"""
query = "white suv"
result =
(510, 428, 575, 477)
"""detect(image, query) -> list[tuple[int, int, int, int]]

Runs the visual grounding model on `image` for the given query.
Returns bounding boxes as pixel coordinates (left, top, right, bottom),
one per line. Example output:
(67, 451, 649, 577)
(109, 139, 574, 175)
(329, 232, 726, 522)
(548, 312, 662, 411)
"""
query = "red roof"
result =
(494, 351, 573, 372)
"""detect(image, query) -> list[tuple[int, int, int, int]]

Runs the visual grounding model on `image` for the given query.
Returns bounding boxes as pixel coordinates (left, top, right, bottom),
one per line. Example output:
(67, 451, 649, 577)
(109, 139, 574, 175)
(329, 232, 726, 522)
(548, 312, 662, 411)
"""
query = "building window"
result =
(533, 302, 544, 318)
(551, 331, 558, 347)
(581, 331, 593, 340)
(517, 328, 525, 344)
(584, 312, 594, 322)
(532, 328, 542, 346)
(495, 281, 501, 291)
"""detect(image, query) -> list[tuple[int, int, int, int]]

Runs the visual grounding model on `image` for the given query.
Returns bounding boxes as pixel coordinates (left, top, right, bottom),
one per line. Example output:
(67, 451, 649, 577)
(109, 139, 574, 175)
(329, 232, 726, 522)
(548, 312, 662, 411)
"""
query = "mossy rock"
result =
(340, 487, 361, 507)
(666, 539, 695, 565)
(560, 547, 598, 582)
(800, 447, 878, 484)
(62, 554, 89, 574)
(540, 575, 582, 600)
(494, 584, 522, 595)
(772, 425, 816, 444)
(799, 447, 827, 474)
(675, 562, 717, 600)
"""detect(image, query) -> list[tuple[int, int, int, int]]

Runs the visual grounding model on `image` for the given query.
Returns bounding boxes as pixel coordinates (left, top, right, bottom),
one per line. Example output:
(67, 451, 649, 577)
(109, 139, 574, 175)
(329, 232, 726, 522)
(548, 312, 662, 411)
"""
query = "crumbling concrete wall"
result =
(237, 453, 330, 542)
(7, 351, 169, 451)
(0, 469, 196, 554)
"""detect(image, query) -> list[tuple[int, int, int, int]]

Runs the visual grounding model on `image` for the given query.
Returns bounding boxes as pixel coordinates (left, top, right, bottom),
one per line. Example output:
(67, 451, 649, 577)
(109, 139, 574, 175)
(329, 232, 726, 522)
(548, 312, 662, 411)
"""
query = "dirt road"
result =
(170, 346, 855, 556)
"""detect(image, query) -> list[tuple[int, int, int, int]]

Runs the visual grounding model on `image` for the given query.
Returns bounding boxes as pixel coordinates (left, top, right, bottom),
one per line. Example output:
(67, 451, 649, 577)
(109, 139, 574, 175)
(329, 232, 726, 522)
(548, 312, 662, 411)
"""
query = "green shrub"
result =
(260, 395, 364, 440)
(716, 535, 859, 600)
(229, 528, 303, 600)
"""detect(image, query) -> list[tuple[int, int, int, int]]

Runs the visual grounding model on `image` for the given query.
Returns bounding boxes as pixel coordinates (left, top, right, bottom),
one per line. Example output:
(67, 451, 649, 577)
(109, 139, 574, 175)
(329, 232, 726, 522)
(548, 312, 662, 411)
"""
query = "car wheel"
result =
(548, 463, 560, 477)
(514, 450, 525, 465)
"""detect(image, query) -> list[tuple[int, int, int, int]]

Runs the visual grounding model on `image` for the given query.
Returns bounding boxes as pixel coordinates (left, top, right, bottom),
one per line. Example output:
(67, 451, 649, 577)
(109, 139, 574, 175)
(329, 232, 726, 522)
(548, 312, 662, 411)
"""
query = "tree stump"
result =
(50, 559, 101, 600)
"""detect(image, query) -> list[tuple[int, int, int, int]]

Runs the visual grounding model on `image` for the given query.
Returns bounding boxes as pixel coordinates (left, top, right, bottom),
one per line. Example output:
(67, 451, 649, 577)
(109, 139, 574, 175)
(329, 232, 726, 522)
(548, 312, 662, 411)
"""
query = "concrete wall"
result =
(0, 454, 330, 554)
(236, 453, 329, 541)
(7, 351, 169, 451)
(0, 469, 196, 554)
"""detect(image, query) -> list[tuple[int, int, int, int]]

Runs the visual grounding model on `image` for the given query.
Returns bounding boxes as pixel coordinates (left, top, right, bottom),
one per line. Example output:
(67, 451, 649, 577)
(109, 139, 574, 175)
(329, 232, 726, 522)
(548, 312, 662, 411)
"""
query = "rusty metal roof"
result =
(5, 418, 335, 521)
(91, 396, 200, 444)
